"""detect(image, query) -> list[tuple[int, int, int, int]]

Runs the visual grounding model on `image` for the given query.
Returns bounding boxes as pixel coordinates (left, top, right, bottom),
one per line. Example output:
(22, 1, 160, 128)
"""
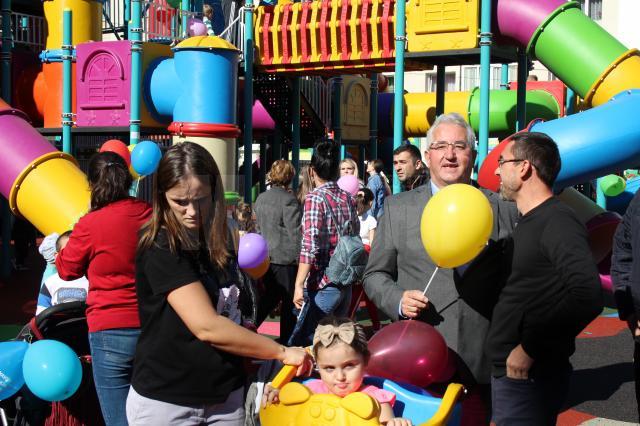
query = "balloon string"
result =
(422, 267, 439, 296)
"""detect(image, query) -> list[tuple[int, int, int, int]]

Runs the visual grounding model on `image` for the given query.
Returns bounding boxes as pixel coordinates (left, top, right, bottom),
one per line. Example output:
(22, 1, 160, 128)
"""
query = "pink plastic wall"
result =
(76, 41, 131, 127)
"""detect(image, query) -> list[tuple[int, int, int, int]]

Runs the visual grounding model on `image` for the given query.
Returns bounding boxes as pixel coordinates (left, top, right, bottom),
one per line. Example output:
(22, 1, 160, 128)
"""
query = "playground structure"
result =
(0, 0, 640, 420)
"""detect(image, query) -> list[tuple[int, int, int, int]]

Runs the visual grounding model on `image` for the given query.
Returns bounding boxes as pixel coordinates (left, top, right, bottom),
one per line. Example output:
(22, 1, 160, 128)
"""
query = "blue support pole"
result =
(500, 63, 509, 89)
(358, 144, 366, 180)
(243, 0, 254, 203)
(435, 65, 445, 116)
(392, 0, 406, 194)
(515, 51, 528, 131)
(566, 87, 576, 115)
(125, 0, 131, 39)
(369, 73, 378, 160)
(292, 78, 301, 191)
(1, 0, 12, 278)
(62, 9, 73, 154)
(130, 0, 142, 145)
(332, 76, 343, 147)
(477, 0, 492, 168)
(596, 178, 606, 208)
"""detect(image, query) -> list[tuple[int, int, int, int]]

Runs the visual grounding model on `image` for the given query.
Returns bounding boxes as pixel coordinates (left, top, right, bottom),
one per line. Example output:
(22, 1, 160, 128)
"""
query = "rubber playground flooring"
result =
(0, 246, 637, 425)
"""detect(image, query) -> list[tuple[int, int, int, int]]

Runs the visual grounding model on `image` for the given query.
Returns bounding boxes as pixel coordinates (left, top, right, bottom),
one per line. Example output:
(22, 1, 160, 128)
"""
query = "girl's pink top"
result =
(305, 379, 396, 406)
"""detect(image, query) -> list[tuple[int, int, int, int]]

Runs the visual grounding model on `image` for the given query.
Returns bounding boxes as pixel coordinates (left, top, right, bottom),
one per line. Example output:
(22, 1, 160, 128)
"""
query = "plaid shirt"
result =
(300, 181, 359, 291)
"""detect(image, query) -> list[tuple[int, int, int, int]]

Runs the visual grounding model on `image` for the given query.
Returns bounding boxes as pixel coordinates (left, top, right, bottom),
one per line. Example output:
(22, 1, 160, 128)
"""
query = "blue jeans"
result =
(89, 328, 140, 426)
(288, 284, 352, 346)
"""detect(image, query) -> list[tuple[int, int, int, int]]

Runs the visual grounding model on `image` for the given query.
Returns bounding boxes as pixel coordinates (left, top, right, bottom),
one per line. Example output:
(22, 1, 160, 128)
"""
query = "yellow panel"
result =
(290, 5, 301, 63)
(271, 4, 283, 65)
(255, 6, 265, 64)
(370, 0, 381, 59)
(309, 2, 321, 62)
(350, 0, 361, 60)
(44, 0, 102, 49)
(406, 0, 479, 53)
(330, 0, 341, 62)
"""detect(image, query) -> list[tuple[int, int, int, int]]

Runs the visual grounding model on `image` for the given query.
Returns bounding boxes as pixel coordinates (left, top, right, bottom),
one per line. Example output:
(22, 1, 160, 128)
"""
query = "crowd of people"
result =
(29, 112, 614, 425)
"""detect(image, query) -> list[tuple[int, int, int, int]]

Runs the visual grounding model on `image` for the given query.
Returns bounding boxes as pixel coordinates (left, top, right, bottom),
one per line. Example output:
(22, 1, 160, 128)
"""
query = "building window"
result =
(425, 72, 457, 92)
(578, 0, 602, 21)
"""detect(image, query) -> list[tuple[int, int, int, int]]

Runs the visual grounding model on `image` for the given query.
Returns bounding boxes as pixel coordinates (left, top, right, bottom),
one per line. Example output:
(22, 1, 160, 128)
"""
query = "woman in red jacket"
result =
(56, 151, 152, 426)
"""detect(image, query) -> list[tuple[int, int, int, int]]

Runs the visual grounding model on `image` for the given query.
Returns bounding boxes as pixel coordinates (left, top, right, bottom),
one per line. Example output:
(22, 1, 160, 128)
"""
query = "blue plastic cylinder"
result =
(173, 48, 239, 124)
(146, 57, 182, 122)
(531, 90, 640, 189)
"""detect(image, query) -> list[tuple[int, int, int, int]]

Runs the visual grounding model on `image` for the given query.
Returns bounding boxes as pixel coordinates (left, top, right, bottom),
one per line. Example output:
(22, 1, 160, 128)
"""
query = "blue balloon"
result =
(131, 140, 162, 176)
(0, 341, 28, 401)
(22, 340, 82, 402)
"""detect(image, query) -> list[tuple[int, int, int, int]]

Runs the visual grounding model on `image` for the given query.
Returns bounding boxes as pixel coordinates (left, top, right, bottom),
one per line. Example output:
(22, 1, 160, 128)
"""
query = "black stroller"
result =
(4, 302, 104, 426)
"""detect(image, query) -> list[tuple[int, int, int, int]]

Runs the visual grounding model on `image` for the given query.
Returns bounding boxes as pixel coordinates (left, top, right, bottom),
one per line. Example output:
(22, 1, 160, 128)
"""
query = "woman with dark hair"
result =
(366, 158, 389, 218)
(254, 160, 301, 344)
(56, 151, 152, 426)
(127, 142, 309, 425)
(289, 140, 359, 346)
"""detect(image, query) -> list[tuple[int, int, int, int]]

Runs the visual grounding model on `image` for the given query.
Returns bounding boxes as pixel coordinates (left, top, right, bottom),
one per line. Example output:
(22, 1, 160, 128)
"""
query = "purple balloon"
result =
(338, 175, 359, 196)
(238, 233, 268, 269)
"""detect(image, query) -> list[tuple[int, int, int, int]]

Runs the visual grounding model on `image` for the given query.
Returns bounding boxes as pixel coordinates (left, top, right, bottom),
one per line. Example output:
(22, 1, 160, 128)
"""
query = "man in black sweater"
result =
(487, 132, 603, 424)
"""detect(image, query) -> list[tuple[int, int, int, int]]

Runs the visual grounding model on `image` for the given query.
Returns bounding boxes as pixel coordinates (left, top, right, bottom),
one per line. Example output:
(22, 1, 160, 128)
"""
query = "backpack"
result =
(320, 192, 368, 287)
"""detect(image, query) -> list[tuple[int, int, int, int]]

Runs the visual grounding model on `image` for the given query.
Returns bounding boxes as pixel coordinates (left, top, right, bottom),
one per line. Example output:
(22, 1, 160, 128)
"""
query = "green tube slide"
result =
(468, 88, 560, 136)
(529, 3, 627, 98)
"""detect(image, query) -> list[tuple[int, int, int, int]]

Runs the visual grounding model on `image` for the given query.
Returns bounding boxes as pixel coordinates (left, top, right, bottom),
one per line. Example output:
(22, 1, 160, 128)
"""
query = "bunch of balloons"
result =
(0, 339, 82, 402)
(238, 233, 270, 279)
(420, 184, 493, 268)
(99, 139, 162, 178)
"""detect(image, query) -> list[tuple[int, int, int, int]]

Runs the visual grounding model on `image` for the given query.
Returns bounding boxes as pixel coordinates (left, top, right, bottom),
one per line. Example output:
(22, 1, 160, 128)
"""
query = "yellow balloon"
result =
(128, 144, 143, 180)
(420, 184, 493, 268)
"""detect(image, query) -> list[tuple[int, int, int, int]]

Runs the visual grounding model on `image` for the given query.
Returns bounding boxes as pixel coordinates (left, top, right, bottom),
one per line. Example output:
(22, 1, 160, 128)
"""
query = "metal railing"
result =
(0, 12, 46, 52)
(219, 9, 244, 53)
(301, 76, 331, 129)
(102, 0, 197, 43)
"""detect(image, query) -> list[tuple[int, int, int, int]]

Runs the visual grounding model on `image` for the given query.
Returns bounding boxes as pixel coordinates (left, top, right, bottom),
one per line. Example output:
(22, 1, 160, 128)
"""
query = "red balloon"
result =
(433, 348, 457, 383)
(100, 139, 131, 166)
(367, 320, 448, 388)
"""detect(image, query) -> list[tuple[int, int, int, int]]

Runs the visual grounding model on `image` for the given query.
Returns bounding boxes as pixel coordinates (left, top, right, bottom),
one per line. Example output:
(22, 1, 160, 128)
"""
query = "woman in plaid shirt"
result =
(288, 141, 359, 346)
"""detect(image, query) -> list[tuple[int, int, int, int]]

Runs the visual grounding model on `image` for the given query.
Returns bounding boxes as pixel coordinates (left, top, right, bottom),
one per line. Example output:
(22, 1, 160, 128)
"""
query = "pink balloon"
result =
(337, 175, 359, 196)
(367, 321, 448, 388)
(188, 18, 208, 36)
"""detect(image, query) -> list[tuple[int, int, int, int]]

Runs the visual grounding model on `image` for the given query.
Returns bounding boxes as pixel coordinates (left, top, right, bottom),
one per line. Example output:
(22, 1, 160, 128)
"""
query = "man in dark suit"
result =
(363, 113, 518, 419)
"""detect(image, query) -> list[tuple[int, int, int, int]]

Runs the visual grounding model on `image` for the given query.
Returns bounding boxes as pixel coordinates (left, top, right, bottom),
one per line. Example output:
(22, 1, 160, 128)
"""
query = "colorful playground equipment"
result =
(0, 98, 89, 236)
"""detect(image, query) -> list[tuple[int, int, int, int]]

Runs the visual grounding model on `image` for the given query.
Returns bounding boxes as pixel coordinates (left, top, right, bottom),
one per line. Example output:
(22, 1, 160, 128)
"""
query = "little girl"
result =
(264, 317, 411, 426)
(357, 188, 377, 248)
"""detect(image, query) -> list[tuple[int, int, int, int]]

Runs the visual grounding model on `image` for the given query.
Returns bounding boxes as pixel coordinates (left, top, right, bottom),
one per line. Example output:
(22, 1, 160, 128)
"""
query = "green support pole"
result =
(332, 76, 343, 147)
(500, 63, 509, 89)
(181, 0, 190, 38)
(1, 0, 12, 278)
(62, 9, 73, 154)
(435, 66, 445, 116)
(369, 73, 378, 160)
(515, 51, 528, 131)
(125, 0, 131, 39)
(392, 0, 406, 194)
(130, 0, 142, 145)
(477, 0, 493, 169)
(292, 78, 301, 191)
(243, 0, 254, 203)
